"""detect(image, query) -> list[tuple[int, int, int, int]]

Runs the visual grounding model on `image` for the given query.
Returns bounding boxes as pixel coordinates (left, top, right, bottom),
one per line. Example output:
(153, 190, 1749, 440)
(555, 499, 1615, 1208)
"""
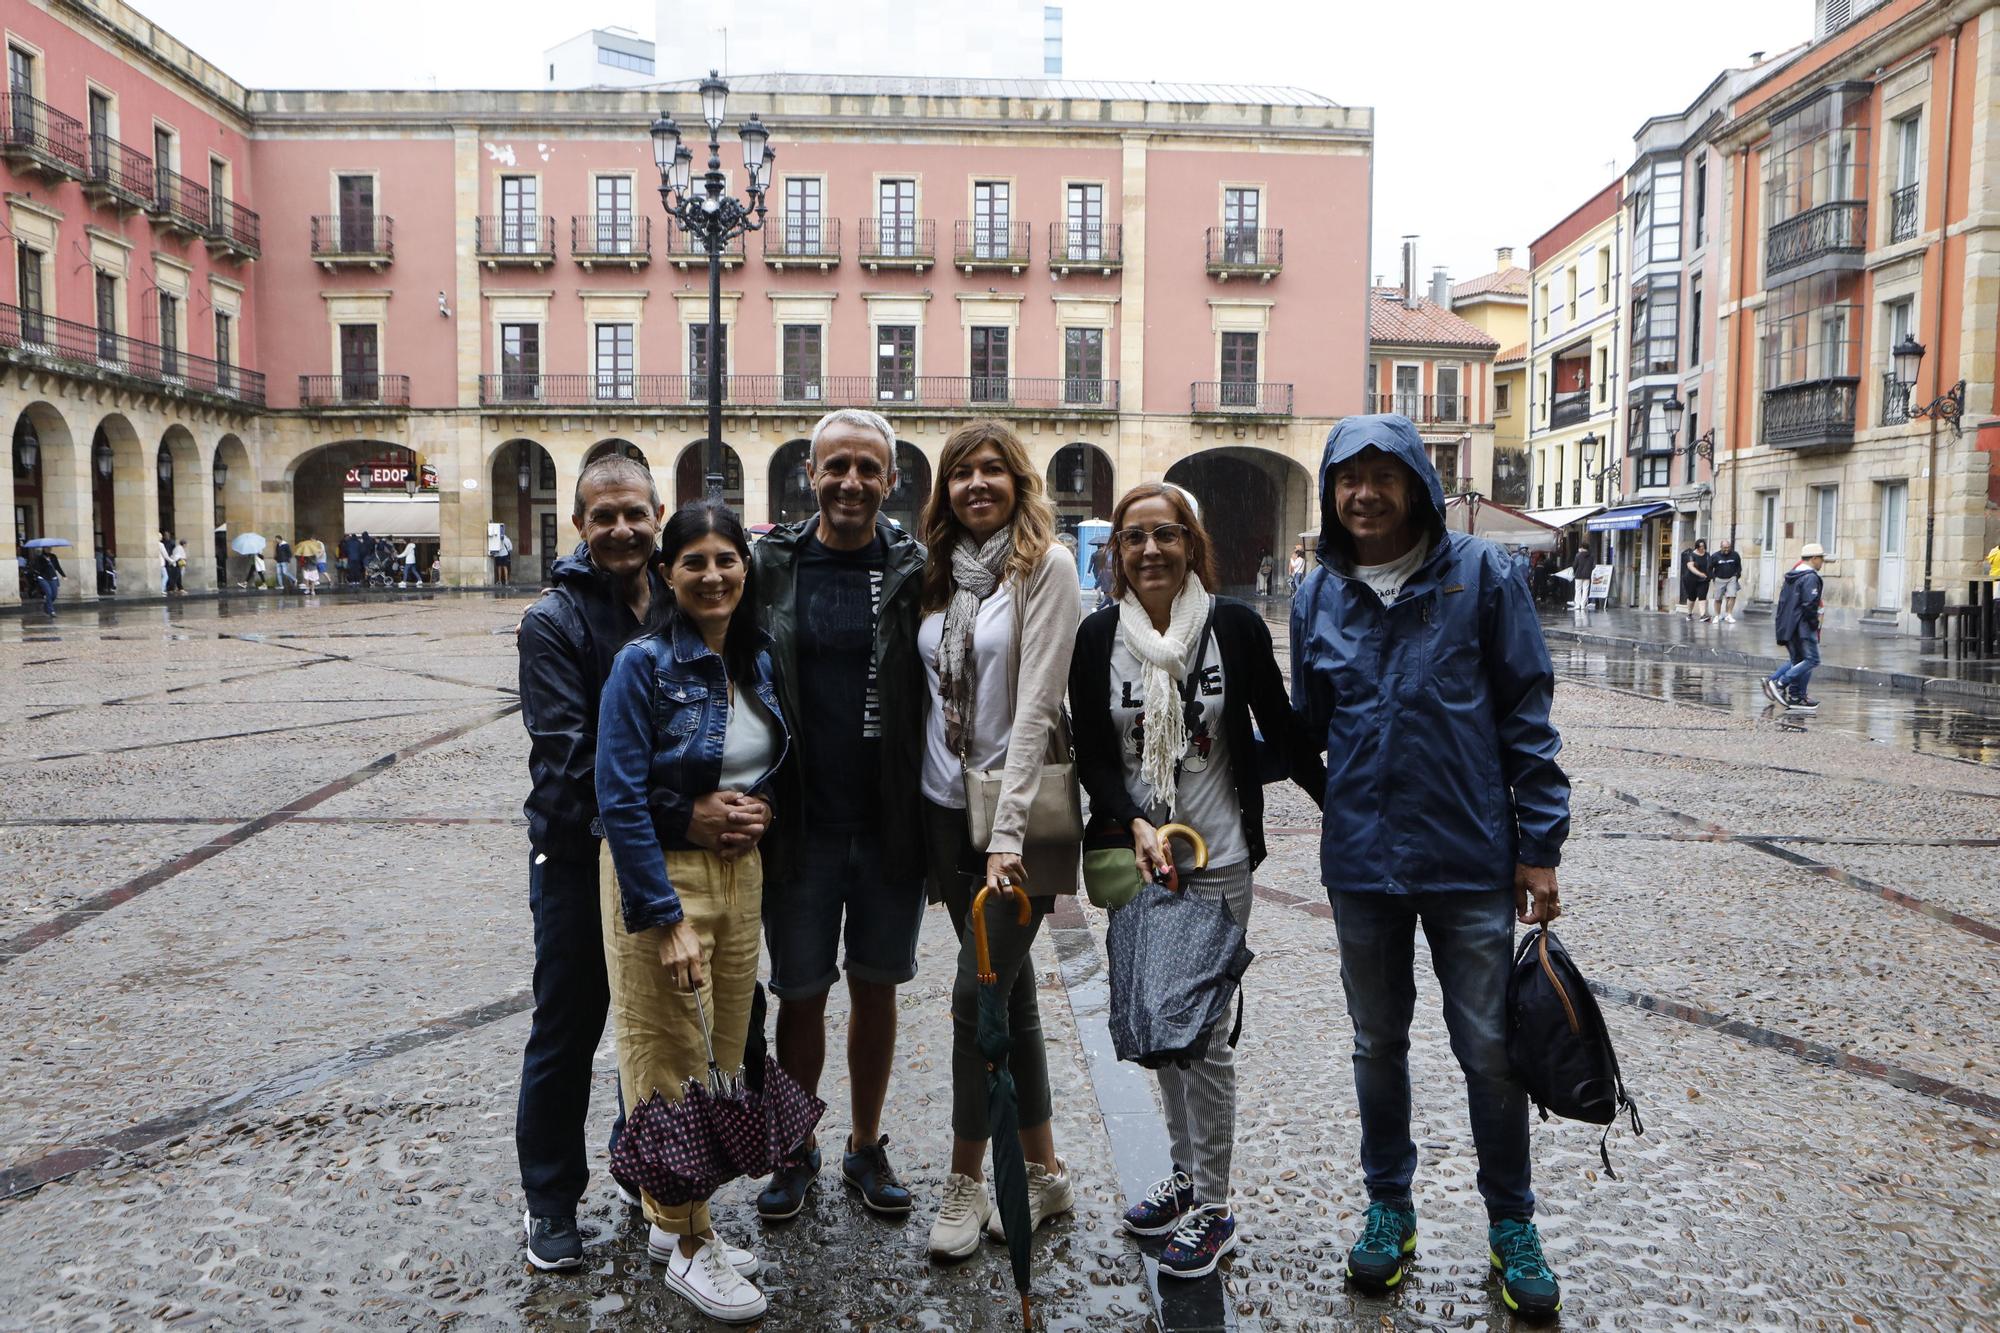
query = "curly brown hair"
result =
(1104, 482, 1218, 601)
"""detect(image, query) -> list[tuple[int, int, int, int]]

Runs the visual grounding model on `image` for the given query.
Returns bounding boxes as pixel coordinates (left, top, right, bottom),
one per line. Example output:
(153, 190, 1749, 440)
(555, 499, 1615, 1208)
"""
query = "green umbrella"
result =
(971, 882, 1036, 1327)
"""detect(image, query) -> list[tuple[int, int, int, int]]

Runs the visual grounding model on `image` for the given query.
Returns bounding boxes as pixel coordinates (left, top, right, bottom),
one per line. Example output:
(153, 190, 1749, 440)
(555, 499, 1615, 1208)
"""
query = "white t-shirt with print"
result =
(1107, 624, 1247, 872)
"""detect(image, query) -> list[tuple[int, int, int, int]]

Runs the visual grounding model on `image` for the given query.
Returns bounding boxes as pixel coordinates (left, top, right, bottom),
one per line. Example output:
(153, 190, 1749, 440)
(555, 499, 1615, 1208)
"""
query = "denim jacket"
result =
(595, 615, 789, 931)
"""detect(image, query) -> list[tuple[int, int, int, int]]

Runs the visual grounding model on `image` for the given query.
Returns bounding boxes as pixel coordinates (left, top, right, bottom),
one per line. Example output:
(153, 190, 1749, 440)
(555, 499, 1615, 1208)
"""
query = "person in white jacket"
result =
(398, 540, 421, 587)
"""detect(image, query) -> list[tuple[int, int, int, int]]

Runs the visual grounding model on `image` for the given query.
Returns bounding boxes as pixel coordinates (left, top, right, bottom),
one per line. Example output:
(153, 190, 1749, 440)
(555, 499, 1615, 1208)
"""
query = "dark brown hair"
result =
(1105, 483, 1218, 601)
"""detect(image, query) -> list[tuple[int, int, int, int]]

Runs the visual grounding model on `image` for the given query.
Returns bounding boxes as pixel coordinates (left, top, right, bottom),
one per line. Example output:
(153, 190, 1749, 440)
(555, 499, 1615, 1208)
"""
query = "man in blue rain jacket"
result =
(1290, 413, 1570, 1318)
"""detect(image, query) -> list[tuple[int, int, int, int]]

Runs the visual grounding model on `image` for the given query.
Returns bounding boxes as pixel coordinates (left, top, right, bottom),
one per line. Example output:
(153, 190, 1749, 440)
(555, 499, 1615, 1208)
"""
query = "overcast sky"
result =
(138, 0, 1809, 289)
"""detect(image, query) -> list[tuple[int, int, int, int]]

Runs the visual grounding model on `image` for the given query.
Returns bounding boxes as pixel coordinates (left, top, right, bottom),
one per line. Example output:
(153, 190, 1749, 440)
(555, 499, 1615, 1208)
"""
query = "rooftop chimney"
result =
(1430, 266, 1451, 307)
(1401, 236, 1420, 310)
(1496, 245, 1514, 268)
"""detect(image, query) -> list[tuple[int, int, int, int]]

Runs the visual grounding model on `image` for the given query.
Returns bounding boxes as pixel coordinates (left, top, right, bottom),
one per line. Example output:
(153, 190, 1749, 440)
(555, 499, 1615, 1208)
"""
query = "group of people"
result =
(1675, 537, 1745, 622)
(513, 408, 1572, 1323)
(335, 531, 427, 587)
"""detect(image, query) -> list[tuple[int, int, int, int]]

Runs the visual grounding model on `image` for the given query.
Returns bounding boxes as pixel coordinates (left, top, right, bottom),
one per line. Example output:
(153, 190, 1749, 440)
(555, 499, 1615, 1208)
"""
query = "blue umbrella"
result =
(22, 537, 70, 549)
(229, 533, 267, 555)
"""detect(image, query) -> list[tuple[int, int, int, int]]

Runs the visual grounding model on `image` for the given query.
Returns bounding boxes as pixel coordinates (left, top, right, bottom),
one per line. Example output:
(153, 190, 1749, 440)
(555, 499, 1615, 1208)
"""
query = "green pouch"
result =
(1082, 845, 1146, 911)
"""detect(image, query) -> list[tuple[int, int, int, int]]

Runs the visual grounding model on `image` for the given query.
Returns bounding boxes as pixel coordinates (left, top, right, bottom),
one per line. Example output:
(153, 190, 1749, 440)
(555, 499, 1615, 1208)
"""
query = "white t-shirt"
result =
(917, 587, 1016, 808)
(1353, 536, 1430, 605)
(1109, 624, 1247, 871)
(719, 684, 780, 791)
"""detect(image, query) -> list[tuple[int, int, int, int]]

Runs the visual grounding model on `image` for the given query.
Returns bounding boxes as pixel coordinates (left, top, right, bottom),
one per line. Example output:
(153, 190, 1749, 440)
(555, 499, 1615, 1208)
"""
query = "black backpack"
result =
(1506, 926, 1644, 1175)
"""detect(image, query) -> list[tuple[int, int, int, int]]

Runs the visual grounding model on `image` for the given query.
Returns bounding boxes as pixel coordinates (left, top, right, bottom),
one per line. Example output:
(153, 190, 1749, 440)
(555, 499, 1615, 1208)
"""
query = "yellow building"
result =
(1451, 247, 1530, 503)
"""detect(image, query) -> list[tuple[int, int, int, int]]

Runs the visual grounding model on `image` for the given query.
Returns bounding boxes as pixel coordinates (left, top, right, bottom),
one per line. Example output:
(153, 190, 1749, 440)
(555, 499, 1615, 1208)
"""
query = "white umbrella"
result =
(229, 533, 267, 555)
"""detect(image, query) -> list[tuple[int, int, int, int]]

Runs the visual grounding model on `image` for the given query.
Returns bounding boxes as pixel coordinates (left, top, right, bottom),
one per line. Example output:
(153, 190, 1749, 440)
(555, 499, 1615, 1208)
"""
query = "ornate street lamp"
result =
(358, 462, 372, 493)
(404, 470, 419, 498)
(1889, 333, 1966, 631)
(652, 73, 774, 506)
(157, 451, 172, 484)
(1662, 395, 1716, 463)
(94, 438, 112, 478)
(517, 452, 532, 493)
(213, 458, 228, 490)
(1580, 430, 1619, 486)
(14, 424, 37, 474)
(1890, 334, 1964, 435)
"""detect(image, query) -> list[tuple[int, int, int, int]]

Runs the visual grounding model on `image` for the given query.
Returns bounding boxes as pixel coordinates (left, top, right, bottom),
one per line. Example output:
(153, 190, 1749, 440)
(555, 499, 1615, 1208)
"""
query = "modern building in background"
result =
(543, 28, 658, 89)
(1366, 238, 1499, 498)
(1449, 246, 1529, 504)
(653, 0, 1059, 81)
(1, 1, 1371, 603)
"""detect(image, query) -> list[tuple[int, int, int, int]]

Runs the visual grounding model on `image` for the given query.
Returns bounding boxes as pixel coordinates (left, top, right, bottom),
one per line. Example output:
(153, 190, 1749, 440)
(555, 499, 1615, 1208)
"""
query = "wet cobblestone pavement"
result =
(2, 592, 1997, 1330)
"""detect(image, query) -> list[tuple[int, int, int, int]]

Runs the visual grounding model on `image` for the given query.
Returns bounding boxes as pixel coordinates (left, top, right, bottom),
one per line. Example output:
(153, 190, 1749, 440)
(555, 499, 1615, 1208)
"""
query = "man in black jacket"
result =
(1762, 542, 1826, 711)
(1705, 538, 1743, 623)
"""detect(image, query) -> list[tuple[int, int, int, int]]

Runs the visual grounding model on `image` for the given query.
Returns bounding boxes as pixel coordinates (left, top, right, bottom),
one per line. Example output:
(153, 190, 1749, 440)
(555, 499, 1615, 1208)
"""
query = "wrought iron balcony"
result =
(149, 166, 211, 237)
(1048, 222, 1122, 275)
(1204, 227, 1283, 280)
(663, 224, 744, 268)
(761, 216, 841, 268)
(858, 217, 936, 269)
(299, 373, 411, 408)
(1761, 378, 1858, 449)
(83, 134, 152, 212)
(206, 197, 261, 261)
(1368, 392, 1467, 424)
(475, 372, 1119, 412)
(1889, 182, 1920, 244)
(311, 214, 394, 268)
(1190, 380, 1294, 415)
(1549, 389, 1593, 429)
(1880, 371, 1911, 426)
(475, 215, 556, 266)
(0, 301, 265, 408)
(1765, 200, 1865, 277)
(571, 214, 650, 269)
(954, 220, 1030, 271)
(0, 91, 86, 182)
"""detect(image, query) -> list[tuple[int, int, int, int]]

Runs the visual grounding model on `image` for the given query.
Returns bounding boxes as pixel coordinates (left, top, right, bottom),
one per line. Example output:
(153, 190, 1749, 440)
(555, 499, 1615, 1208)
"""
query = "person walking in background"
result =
(158, 532, 174, 595)
(1678, 538, 1711, 621)
(1763, 542, 1826, 713)
(399, 539, 421, 587)
(28, 547, 63, 615)
(750, 409, 931, 1225)
(596, 501, 785, 1323)
(494, 525, 514, 584)
(1568, 541, 1593, 611)
(1289, 544, 1307, 594)
(273, 536, 297, 592)
(1070, 482, 1311, 1279)
(1293, 414, 1570, 1318)
(1984, 541, 2000, 579)
(1255, 551, 1274, 597)
(167, 536, 187, 595)
(1706, 538, 1743, 623)
(915, 419, 1082, 1260)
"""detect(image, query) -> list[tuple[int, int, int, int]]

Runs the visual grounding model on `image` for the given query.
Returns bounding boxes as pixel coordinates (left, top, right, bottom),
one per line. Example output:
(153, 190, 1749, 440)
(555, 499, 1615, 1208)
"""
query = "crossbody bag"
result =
(961, 562, 1084, 851)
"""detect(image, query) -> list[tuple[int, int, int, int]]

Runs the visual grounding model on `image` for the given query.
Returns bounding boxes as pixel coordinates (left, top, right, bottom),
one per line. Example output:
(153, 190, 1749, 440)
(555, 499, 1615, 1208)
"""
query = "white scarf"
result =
(1117, 577, 1213, 808)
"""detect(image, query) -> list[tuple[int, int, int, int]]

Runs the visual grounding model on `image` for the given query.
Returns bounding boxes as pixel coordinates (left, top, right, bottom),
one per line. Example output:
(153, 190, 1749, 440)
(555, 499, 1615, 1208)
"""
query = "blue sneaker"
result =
(1344, 1201, 1417, 1290)
(841, 1133, 912, 1215)
(755, 1144, 820, 1222)
(1158, 1204, 1237, 1279)
(1121, 1170, 1195, 1237)
(1489, 1218, 1562, 1318)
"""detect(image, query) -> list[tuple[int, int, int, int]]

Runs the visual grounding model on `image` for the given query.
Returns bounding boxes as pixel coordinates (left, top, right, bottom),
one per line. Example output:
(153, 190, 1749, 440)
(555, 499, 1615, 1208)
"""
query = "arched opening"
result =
(491, 438, 559, 585)
(157, 425, 206, 591)
(87, 414, 144, 595)
(212, 435, 254, 587)
(12, 404, 78, 604)
(884, 442, 930, 532)
(584, 438, 648, 468)
(675, 441, 744, 511)
(1045, 443, 1115, 539)
(289, 440, 425, 586)
(1165, 447, 1315, 593)
(768, 439, 814, 526)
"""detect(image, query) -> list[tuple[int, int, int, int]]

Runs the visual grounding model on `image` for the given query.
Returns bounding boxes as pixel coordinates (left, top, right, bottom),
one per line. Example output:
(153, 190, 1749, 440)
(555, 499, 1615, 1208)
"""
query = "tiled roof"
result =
(1496, 341, 1527, 364)
(1451, 266, 1529, 301)
(1368, 288, 1501, 351)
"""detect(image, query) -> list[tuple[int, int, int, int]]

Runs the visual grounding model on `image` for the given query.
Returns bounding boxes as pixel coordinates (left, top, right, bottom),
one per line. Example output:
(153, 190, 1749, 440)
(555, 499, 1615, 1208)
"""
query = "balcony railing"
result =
(571, 214, 651, 265)
(954, 220, 1030, 269)
(1191, 380, 1294, 415)
(0, 91, 86, 180)
(1048, 222, 1123, 273)
(477, 372, 1120, 411)
(84, 134, 152, 210)
(310, 214, 394, 263)
(662, 225, 746, 266)
(0, 301, 265, 407)
(1889, 182, 1920, 243)
(299, 373, 411, 408)
(207, 196, 261, 260)
(1369, 392, 1467, 424)
(1204, 227, 1283, 278)
(761, 215, 841, 266)
(1765, 200, 1866, 277)
(475, 214, 556, 262)
(150, 166, 211, 235)
(1549, 389, 1593, 429)
(859, 217, 936, 267)
(1761, 378, 1858, 449)
(1880, 371, 1911, 426)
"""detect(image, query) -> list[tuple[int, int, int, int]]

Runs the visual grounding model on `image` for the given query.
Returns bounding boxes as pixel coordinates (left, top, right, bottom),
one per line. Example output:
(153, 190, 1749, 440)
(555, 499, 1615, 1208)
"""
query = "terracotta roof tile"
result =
(1451, 266, 1530, 301)
(1368, 288, 1501, 352)
(1496, 341, 1527, 364)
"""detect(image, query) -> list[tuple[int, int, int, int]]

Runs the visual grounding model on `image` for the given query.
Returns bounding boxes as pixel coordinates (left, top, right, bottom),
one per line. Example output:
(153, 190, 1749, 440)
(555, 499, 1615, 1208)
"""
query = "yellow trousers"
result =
(600, 843, 763, 1236)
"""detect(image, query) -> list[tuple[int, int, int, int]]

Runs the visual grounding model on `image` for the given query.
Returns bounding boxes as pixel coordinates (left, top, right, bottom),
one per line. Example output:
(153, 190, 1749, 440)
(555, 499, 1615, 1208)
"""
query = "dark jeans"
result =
(1771, 630, 1821, 698)
(516, 847, 623, 1218)
(1329, 888, 1533, 1223)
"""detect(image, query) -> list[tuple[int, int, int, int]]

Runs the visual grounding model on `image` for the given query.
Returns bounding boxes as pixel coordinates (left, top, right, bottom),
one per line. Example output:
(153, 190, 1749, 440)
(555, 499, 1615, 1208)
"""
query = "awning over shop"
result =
(1521, 504, 1604, 530)
(1441, 495, 1561, 551)
(1586, 502, 1672, 532)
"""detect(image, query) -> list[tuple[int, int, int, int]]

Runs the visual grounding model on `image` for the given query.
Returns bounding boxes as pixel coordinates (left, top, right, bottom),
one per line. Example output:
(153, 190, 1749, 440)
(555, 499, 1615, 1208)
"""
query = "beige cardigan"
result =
(983, 543, 1083, 896)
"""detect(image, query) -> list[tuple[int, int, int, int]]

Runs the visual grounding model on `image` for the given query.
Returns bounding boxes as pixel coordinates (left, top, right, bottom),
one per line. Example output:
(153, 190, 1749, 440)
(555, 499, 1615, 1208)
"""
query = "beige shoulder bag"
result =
(961, 564, 1084, 851)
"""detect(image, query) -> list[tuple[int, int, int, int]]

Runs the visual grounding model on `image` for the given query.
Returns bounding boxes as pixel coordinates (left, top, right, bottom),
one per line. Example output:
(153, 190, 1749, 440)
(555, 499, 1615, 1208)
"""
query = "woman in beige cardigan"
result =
(915, 419, 1083, 1259)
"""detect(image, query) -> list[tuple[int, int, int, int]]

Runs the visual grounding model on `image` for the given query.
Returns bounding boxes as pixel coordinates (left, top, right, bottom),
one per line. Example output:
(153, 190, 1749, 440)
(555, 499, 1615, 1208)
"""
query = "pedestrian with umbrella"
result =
(1068, 482, 1313, 1277)
(230, 533, 267, 589)
(595, 500, 786, 1324)
(914, 419, 1083, 1261)
(24, 538, 68, 615)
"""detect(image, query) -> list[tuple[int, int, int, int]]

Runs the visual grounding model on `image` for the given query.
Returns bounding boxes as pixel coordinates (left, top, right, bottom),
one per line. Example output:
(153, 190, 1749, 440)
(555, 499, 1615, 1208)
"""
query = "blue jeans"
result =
(516, 847, 624, 1218)
(37, 576, 58, 614)
(1329, 888, 1534, 1223)
(1771, 630, 1820, 698)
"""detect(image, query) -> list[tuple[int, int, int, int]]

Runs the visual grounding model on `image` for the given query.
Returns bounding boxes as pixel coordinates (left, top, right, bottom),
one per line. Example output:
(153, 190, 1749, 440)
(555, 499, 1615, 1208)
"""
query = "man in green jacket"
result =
(750, 408, 930, 1223)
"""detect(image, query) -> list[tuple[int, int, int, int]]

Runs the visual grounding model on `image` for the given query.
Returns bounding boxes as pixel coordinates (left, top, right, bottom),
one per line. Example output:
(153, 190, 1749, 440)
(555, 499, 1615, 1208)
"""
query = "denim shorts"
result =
(764, 827, 927, 999)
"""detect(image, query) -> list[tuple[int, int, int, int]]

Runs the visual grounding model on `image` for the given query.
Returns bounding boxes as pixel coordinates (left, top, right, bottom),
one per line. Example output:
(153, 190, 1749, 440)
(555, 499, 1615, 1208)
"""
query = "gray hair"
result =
(809, 408, 896, 472)
(572, 454, 660, 518)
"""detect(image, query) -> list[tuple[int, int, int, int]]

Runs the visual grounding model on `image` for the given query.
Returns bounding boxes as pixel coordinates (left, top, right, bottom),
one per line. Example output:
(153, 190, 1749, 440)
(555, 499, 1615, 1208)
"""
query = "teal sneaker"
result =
(1489, 1218, 1561, 1318)
(1344, 1201, 1417, 1290)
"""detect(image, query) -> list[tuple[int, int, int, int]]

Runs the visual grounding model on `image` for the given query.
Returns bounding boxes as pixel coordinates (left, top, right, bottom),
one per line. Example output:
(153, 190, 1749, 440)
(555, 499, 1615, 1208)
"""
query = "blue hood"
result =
(1315, 413, 1447, 567)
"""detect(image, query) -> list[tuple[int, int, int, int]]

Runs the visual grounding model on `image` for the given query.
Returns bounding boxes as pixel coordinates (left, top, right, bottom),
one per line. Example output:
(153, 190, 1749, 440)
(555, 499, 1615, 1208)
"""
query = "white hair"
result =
(809, 408, 896, 472)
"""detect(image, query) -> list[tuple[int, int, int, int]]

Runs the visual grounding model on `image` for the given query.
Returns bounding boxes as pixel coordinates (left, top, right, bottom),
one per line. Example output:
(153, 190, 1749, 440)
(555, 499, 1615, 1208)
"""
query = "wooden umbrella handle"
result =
(970, 881, 1033, 983)
(1154, 823, 1209, 891)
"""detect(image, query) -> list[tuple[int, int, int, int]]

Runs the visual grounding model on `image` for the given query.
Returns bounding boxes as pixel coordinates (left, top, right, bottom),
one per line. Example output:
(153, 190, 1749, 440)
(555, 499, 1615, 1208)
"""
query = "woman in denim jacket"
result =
(596, 501, 788, 1324)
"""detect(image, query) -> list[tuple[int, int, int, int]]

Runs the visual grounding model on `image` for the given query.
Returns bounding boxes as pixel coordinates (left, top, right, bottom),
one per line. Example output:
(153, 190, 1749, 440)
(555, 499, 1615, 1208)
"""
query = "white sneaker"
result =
(986, 1158, 1075, 1242)
(648, 1223, 757, 1275)
(1724, 614, 1737, 623)
(659, 1235, 767, 1323)
(928, 1172, 994, 1259)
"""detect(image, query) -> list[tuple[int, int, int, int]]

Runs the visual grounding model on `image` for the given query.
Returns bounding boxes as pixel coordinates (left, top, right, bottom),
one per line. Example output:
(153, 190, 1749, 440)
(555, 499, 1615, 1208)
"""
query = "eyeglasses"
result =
(1114, 523, 1191, 551)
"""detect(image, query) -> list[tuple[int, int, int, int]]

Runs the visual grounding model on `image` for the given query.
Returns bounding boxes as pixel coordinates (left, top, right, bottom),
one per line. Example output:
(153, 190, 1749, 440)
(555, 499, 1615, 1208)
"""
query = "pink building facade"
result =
(3, 0, 1372, 599)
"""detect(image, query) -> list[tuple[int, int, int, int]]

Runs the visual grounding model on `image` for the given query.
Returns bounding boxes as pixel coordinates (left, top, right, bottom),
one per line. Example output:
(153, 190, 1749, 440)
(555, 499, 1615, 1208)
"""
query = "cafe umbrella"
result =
(969, 882, 1037, 1327)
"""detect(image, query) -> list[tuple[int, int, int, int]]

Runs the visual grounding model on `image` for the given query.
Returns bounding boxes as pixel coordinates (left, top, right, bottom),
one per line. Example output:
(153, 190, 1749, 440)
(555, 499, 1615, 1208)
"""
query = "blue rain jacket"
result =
(1290, 414, 1569, 893)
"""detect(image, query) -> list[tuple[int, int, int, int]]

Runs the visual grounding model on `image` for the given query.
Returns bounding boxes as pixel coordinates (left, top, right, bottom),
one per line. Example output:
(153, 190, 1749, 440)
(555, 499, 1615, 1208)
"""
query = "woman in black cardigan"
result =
(1068, 481, 1311, 1280)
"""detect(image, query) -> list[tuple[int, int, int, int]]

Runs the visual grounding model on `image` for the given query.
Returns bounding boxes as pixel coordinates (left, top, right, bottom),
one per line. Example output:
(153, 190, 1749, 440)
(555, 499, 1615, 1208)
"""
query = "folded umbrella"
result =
(971, 881, 1037, 1328)
(1107, 822, 1255, 1070)
(229, 532, 267, 555)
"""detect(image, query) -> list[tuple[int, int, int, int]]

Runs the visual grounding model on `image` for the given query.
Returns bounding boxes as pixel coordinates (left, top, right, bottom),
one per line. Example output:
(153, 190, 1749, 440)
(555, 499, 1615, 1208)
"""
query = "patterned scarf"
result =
(1117, 576, 1213, 808)
(938, 527, 1014, 758)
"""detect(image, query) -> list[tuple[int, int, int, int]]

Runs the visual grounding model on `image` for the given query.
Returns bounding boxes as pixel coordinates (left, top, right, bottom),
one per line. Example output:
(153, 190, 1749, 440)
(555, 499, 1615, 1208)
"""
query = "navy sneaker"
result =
(1158, 1204, 1237, 1279)
(841, 1134, 913, 1215)
(1344, 1201, 1418, 1290)
(1785, 695, 1820, 712)
(756, 1144, 821, 1222)
(1122, 1170, 1196, 1237)
(1489, 1218, 1561, 1317)
(1761, 677, 1786, 705)
(523, 1211, 584, 1271)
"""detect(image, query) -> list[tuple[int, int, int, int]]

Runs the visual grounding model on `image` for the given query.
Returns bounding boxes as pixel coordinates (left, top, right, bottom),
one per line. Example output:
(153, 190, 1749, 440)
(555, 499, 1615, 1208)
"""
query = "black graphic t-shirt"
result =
(795, 528, 887, 829)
